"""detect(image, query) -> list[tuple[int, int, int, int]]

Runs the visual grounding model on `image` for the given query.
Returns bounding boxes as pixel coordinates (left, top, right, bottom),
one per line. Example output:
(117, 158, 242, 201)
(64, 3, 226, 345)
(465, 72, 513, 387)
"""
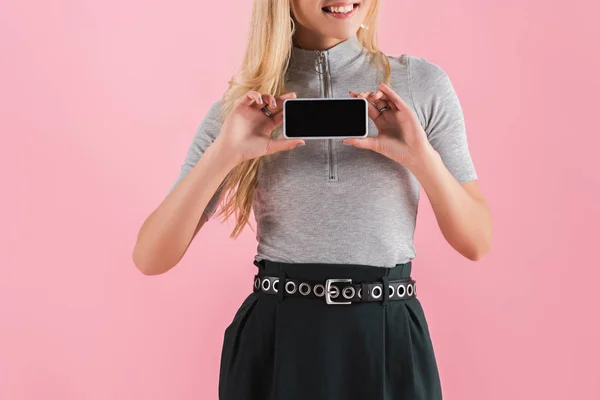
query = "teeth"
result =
(326, 4, 354, 13)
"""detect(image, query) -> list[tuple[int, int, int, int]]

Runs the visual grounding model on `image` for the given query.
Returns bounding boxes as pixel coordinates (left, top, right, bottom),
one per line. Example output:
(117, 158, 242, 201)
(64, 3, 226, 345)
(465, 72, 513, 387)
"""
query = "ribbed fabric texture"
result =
(168, 34, 477, 267)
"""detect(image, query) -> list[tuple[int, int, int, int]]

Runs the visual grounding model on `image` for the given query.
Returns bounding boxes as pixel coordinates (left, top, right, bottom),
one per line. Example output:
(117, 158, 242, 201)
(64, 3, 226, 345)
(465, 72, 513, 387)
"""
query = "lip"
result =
(322, 2, 359, 19)
(323, 2, 358, 6)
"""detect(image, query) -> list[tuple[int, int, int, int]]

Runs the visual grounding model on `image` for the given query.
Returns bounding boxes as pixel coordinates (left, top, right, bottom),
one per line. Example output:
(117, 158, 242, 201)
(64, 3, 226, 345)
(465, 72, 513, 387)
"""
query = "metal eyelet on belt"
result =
(371, 285, 382, 299)
(285, 281, 297, 294)
(397, 284, 406, 297)
(414, 282, 417, 295)
(261, 278, 271, 291)
(272, 278, 279, 293)
(299, 282, 311, 295)
(254, 277, 261, 290)
(328, 285, 340, 298)
(357, 287, 362, 299)
(342, 286, 355, 299)
(407, 283, 413, 296)
(313, 284, 324, 297)
(388, 285, 395, 298)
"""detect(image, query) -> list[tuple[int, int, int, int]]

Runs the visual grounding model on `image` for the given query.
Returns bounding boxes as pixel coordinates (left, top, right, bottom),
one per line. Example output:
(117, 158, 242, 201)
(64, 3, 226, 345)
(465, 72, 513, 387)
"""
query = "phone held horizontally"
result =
(283, 97, 368, 140)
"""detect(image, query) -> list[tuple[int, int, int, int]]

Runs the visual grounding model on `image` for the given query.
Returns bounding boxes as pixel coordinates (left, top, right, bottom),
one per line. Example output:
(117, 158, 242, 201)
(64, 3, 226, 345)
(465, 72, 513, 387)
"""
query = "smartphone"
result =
(283, 98, 368, 139)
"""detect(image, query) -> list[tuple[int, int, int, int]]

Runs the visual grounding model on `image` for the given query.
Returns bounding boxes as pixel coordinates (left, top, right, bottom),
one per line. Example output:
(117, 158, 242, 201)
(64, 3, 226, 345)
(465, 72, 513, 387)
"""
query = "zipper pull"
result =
(315, 50, 325, 74)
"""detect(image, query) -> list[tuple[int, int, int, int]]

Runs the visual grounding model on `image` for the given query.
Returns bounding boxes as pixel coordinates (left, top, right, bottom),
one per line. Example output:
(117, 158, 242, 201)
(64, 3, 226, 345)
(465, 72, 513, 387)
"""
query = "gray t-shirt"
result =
(169, 34, 477, 268)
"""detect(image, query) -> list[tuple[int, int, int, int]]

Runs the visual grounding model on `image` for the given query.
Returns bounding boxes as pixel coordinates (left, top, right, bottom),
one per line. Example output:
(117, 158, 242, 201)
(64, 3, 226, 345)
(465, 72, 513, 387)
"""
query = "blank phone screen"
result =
(284, 99, 367, 138)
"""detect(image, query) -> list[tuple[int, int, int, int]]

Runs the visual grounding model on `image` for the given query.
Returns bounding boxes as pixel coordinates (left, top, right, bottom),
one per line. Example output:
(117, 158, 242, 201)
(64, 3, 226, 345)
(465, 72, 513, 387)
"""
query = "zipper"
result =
(315, 50, 325, 74)
(315, 50, 337, 181)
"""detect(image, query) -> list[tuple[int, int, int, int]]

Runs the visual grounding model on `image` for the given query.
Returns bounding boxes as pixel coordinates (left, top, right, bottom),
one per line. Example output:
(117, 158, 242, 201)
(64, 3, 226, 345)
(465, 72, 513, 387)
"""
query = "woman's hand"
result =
(216, 90, 306, 163)
(346, 83, 433, 167)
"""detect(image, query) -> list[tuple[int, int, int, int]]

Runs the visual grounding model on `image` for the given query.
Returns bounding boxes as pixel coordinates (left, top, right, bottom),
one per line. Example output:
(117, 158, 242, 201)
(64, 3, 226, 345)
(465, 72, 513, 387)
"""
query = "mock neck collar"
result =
(288, 34, 366, 74)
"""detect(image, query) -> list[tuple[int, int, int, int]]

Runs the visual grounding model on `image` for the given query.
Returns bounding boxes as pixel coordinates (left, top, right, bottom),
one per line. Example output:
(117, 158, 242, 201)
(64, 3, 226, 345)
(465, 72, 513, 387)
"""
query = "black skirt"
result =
(218, 259, 443, 400)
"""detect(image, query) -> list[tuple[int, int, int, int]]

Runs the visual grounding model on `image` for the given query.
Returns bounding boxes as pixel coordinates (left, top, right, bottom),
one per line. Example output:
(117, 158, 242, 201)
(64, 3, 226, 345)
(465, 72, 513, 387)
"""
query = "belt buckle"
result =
(325, 278, 352, 305)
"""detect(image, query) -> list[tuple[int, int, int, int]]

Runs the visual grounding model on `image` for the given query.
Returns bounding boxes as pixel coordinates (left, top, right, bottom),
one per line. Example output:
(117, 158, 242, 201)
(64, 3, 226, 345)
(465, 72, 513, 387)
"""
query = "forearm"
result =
(133, 137, 239, 274)
(407, 143, 492, 261)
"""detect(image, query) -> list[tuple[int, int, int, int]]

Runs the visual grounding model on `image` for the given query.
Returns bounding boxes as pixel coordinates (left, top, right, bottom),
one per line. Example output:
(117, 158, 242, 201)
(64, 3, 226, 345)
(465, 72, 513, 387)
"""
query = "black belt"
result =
(253, 275, 416, 305)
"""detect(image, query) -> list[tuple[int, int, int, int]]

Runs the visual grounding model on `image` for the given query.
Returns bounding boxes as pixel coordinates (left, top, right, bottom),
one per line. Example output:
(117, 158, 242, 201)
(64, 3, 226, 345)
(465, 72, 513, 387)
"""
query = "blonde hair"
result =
(214, 0, 391, 238)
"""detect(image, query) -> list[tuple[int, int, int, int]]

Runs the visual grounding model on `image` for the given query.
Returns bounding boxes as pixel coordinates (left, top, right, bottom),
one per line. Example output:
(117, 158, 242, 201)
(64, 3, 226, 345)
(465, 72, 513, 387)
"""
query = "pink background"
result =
(1, 0, 599, 399)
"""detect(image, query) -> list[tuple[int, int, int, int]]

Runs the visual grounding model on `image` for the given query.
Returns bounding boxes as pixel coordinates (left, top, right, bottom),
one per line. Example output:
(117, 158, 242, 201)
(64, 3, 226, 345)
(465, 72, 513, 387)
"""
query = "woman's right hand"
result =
(215, 90, 306, 164)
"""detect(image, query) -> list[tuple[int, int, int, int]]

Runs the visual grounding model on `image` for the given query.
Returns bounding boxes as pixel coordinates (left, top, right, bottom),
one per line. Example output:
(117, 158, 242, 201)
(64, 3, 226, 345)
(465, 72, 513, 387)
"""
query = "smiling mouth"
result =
(322, 2, 360, 15)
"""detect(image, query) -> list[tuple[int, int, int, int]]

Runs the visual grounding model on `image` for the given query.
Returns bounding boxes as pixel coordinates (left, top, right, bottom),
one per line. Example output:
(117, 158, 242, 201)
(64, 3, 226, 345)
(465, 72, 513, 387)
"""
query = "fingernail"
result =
(342, 141, 351, 145)
(271, 100, 277, 107)
(295, 142, 306, 147)
(258, 97, 263, 104)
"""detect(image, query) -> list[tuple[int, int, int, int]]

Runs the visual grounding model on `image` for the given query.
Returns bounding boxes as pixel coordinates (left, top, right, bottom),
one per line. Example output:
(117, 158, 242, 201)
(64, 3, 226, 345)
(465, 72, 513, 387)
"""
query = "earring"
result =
(360, 23, 369, 30)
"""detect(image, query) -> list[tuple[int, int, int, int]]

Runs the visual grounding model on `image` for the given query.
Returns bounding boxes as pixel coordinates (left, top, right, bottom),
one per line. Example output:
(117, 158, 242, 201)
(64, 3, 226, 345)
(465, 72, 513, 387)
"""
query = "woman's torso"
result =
(253, 36, 421, 268)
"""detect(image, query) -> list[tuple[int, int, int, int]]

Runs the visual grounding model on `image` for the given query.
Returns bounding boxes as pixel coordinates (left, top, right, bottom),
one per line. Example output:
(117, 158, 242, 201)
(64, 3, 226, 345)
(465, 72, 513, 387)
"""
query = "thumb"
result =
(266, 138, 306, 155)
(271, 111, 284, 127)
(343, 137, 379, 151)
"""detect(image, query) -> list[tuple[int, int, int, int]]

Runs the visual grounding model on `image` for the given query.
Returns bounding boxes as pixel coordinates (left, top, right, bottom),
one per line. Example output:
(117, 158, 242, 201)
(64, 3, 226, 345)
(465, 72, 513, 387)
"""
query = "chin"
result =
(320, 27, 361, 40)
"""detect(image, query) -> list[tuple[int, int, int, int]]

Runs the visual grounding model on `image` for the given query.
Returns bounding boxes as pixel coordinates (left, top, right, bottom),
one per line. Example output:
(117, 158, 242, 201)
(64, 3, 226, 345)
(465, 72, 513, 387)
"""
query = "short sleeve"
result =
(167, 100, 225, 219)
(407, 56, 478, 184)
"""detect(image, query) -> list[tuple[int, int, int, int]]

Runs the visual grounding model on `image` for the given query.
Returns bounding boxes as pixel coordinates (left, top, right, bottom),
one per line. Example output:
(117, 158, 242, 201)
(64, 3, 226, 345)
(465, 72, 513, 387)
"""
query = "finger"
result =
(368, 91, 395, 112)
(350, 91, 380, 120)
(342, 137, 379, 152)
(261, 94, 278, 110)
(271, 110, 284, 126)
(270, 92, 297, 116)
(236, 90, 264, 107)
(364, 90, 390, 110)
(266, 92, 298, 126)
(368, 90, 385, 101)
(252, 93, 278, 125)
(365, 100, 381, 121)
(378, 83, 410, 111)
(372, 96, 392, 112)
(266, 138, 306, 155)
(277, 91, 297, 101)
(349, 90, 373, 99)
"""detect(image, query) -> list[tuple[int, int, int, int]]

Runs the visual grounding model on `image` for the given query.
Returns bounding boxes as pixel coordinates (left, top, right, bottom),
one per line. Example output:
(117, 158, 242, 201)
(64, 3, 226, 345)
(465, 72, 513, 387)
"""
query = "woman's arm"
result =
(132, 137, 238, 275)
(346, 55, 492, 261)
(132, 91, 303, 276)
(408, 143, 492, 261)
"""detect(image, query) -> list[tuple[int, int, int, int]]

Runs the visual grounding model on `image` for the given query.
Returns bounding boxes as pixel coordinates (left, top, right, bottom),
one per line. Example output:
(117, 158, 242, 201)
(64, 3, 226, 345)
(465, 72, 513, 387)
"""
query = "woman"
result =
(133, 0, 492, 399)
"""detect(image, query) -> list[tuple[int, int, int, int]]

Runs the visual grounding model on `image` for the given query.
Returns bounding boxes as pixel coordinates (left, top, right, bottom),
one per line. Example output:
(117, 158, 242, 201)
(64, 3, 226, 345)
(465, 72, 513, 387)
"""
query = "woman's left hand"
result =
(346, 83, 433, 166)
